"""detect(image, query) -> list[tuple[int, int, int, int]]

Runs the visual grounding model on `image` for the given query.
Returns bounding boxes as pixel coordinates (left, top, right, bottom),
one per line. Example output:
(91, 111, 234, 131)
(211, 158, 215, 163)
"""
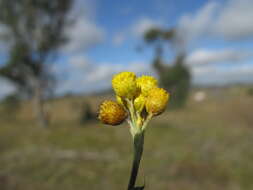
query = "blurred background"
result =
(0, 0, 253, 189)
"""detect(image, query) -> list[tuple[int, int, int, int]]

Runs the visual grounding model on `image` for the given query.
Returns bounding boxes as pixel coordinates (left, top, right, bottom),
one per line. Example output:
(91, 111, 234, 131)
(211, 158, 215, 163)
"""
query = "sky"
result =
(0, 0, 253, 97)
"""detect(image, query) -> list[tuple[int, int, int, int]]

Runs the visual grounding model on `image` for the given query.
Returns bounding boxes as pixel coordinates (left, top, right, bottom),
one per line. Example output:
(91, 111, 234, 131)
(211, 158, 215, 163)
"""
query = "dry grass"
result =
(0, 86, 253, 190)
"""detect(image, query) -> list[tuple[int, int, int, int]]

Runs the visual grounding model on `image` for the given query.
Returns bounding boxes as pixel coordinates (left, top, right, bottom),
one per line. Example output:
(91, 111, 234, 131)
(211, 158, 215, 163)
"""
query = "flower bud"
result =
(134, 94, 146, 113)
(145, 87, 169, 115)
(98, 100, 127, 125)
(137, 75, 158, 96)
(112, 72, 139, 99)
(116, 95, 127, 107)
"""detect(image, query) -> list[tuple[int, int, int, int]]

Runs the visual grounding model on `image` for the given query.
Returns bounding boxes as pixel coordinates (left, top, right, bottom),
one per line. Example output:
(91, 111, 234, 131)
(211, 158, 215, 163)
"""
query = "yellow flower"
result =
(98, 100, 127, 125)
(137, 75, 158, 96)
(134, 94, 146, 113)
(145, 87, 169, 115)
(112, 72, 139, 99)
(116, 95, 127, 107)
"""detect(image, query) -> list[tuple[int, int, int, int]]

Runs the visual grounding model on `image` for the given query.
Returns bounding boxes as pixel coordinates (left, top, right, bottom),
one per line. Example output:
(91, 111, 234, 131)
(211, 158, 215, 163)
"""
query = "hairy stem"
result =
(127, 132, 144, 190)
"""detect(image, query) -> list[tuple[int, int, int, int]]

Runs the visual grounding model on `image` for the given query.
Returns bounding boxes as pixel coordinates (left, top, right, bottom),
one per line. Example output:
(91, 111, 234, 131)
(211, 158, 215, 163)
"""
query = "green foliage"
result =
(144, 28, 163, 43)
(159, 56, 191, 109)
(0, 0, 74, 126)
(144, 27, 191, 109)
(80, 102, 96, 124)
(163, 29, 175, 40)
(144, 28, 175, 43)
(0, 0, 73, 96)
(247, 88, 253, 96)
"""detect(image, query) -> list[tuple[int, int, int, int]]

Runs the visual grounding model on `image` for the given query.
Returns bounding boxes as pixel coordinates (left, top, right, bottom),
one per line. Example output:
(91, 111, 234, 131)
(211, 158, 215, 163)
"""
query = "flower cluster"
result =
(98, 71, 170, 190)
(98, 71, 169, 136)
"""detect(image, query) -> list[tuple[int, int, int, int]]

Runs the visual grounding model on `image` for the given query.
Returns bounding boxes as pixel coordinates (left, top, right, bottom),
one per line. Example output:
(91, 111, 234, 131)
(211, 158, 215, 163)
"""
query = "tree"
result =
(158, 54, 191, 108)
(144, 27, 191, 108)
(0, 0, 73, 127)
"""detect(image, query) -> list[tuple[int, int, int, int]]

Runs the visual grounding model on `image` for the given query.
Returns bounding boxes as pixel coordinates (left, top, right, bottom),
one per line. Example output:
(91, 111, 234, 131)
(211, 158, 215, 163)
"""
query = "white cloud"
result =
(186, 48, 253, 85)
(112, 17, 162, 46)
(177, 0, 253, 45)
(215, 0, 253, 40)
(176, 0, 253, 85)
(69, 0, 97, 20)
(0, 0, 104, 54)
(69, 55, 90, 69)
(177, 2, 218, 45)
(55, 56, 154, 95)
(131, 18, 162, 37)
(186, 49, 253, 65)
(192, 63, 253, 85)
(63, 18, 105, 53)
(0, 78, 15, 99)
(61, 0, 104, 53)
(0, 24, 12, 53)
(112, 32, 125, 46)
(52, 52, 253, 95)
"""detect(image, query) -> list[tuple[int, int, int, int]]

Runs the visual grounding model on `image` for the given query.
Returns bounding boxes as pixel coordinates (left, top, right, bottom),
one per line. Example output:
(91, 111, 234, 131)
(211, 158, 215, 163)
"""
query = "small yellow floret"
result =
(145, 87, 169, 115)
(137, 75, 158, 96)
(98, 100, 127, 125)
(134, 94, 146, 113)
(116, 95, 126, 107)
(112, 72, 139, 99)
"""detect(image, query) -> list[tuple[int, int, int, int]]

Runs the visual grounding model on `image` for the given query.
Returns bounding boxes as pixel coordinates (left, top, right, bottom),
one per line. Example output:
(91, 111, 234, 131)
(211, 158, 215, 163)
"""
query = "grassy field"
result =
(0, 87, 253, 190)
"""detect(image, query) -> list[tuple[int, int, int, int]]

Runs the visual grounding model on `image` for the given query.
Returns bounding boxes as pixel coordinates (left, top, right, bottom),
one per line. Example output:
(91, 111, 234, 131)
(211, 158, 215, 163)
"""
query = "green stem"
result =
(126, 99, 137, 125)
(127, 132, 145, 190)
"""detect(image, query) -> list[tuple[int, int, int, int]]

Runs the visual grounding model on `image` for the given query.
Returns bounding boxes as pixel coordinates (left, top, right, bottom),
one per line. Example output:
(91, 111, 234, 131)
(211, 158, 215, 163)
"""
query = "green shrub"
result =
(155, 56, 191, 109)
(79, 102, 96, 124)
(247, 88, 253, 96)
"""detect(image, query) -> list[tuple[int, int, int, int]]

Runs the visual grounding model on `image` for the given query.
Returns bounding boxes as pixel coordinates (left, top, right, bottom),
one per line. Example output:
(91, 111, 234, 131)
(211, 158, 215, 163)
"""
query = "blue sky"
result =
(0, 0, 253, 97)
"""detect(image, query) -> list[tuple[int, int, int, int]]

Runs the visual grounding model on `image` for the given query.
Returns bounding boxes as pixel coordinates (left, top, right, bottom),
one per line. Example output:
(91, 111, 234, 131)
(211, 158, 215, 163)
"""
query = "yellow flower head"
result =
(145, 87, 169, 115)
(134, 94, 146, 113)
(137, 75, 158, 96)
(98, 100, 127, 125)
(112, 72, 139, 99)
